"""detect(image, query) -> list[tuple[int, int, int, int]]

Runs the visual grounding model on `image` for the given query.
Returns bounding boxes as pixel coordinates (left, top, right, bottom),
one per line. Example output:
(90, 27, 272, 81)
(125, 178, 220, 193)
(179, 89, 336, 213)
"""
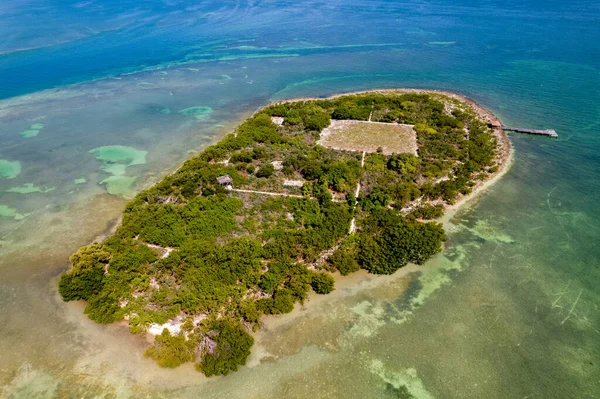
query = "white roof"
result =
(283, 180, 304, 187)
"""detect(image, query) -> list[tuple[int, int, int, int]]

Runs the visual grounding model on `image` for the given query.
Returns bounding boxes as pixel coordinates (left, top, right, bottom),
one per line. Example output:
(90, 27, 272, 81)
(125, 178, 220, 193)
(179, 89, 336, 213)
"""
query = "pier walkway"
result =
(502, 127, 558, 137)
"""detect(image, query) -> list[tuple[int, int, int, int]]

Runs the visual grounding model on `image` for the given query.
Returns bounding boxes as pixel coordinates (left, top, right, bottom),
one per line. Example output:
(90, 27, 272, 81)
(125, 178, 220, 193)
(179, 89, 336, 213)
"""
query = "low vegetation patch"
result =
(318, 120, 417, 155)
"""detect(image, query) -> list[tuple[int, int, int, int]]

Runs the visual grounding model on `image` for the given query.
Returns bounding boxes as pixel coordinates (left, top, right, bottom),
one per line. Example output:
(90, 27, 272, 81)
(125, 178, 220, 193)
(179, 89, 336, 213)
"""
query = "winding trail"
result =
(349, 151, 366, 234)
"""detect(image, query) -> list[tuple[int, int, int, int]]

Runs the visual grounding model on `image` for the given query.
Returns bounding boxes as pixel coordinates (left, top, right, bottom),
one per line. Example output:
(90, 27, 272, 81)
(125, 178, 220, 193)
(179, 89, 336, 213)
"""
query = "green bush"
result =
(329, 245, 360, 276)
(303, 111, 331, 131)
(196, 320, 254, 376)
(310, 272, 335, 294)
(365, 187, 392, 208)
(284, 109, 303, 125)
(230, 151, 254, 163)
(58, 244, 110, 301)
(256, 163, 275, 178)
(313, 179, 332, 205)
(238, 300, 261, 324)
(289, 104, 331, 131)
(145, 329, 195, 368)
(410, 204, 444, 220)
(387, 153, 419, 179)
(83, 290, 122, 324)
(346, 192, 357, 207)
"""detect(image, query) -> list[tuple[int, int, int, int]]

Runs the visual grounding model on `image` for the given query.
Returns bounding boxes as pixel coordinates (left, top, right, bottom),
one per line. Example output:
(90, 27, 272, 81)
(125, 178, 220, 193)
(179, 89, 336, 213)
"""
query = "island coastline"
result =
(58, 88, 513, 376)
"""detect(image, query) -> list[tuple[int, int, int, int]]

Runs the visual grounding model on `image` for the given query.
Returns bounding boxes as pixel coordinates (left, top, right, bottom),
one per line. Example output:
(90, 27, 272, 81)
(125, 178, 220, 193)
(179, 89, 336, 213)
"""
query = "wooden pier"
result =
(502, 127, 558, 138)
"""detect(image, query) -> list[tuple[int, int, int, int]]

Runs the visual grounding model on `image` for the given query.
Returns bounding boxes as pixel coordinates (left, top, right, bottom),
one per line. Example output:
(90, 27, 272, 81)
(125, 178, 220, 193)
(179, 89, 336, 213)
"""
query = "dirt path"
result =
(349, 151, 366, 234)
(230, 188, 304, 198)
(231, 188, 351, 203)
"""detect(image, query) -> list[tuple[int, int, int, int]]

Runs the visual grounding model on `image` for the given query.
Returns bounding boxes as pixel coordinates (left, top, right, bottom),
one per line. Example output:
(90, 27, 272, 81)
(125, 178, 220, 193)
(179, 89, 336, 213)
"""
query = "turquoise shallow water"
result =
(0, 1, 599, 397)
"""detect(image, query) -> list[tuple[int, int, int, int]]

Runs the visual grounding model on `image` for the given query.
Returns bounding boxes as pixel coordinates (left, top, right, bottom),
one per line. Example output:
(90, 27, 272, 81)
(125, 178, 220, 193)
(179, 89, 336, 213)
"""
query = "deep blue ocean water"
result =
(0, 1, 599, 397)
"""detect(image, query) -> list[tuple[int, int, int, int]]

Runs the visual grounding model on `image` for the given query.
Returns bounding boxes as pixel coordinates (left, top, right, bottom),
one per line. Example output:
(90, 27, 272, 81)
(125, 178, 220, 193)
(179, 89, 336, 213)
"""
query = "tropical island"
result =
(58, 89, 510, 376)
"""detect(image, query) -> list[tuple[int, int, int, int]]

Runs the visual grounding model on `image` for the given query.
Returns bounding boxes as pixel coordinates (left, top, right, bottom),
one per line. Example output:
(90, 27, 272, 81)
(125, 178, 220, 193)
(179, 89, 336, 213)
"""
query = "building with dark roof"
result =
(216, 175, 233, 186)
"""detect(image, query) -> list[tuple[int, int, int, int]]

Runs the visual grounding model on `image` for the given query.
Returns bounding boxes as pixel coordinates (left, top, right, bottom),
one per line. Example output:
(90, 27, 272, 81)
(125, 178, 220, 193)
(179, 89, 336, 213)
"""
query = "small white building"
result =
(283, 180, 304, 187)
(271, 116, 284, 126)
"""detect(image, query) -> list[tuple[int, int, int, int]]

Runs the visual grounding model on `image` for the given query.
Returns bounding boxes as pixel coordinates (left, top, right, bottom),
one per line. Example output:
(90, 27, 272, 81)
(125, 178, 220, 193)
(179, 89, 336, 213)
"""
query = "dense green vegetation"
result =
(196, 319, 254, 376)
(310, 272, 336, 294)
(59, 91, 499, 376)
(145, 329, 195, 368)
(357, 209, 445, 274)
(58, 244, 110, 301)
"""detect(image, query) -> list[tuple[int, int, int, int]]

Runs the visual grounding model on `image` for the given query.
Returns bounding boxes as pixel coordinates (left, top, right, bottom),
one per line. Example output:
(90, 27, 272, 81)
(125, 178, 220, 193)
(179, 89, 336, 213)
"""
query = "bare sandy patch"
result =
(318, 120, 417, 155)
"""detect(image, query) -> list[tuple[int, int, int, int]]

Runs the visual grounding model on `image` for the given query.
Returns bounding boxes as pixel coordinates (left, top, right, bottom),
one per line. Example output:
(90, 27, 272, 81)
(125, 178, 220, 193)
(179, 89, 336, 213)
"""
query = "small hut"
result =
(488, 120, 502, 129)
(216, 175, 233, 187)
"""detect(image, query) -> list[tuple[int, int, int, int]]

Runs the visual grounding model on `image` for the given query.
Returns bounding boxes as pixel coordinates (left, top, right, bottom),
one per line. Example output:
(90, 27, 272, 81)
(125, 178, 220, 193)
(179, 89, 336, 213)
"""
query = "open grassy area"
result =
(318, 120, 417, 155)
